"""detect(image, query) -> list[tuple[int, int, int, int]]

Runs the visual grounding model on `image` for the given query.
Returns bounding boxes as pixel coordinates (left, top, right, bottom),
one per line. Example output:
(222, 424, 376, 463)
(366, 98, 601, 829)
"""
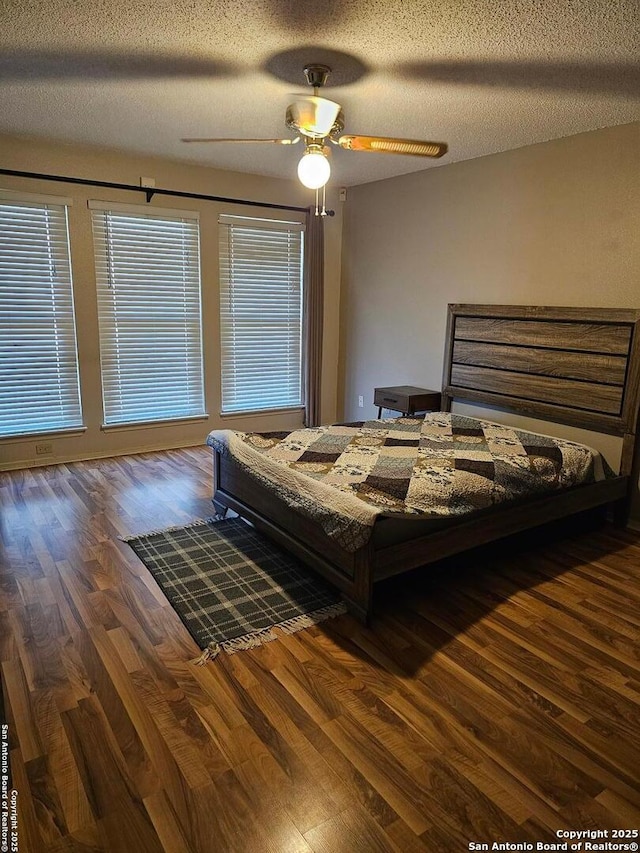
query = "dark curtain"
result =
(303, 208, 325, 427)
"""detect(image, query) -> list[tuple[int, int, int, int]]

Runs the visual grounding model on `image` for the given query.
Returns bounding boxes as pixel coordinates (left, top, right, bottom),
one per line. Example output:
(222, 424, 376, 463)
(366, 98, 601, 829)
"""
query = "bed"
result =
(208, 304, 640, 623)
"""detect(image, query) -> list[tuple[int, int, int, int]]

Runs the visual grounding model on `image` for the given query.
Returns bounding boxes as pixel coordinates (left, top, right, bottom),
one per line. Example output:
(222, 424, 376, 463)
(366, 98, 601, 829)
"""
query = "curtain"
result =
(303, 207, 325, 426)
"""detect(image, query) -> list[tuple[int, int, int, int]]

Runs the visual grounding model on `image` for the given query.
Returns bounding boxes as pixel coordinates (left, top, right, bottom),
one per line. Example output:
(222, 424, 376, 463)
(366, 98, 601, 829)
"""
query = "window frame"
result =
(90, 200, 206, 428)
(0, 188, 84, 439)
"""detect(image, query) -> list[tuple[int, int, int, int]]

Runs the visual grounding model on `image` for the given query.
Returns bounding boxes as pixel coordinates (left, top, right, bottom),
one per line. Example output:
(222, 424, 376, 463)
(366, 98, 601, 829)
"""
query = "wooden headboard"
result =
(441, 304, 640, 478)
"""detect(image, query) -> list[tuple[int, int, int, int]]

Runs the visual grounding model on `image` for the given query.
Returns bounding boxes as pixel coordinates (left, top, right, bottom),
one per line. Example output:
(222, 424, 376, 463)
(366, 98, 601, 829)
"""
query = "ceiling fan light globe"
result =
(297, 150, 331, 189)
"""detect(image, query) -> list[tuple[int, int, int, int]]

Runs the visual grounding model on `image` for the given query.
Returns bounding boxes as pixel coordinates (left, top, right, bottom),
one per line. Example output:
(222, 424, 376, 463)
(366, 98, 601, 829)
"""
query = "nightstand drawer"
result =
(374, 386, 441, 417)
(374, 389, 411, 410)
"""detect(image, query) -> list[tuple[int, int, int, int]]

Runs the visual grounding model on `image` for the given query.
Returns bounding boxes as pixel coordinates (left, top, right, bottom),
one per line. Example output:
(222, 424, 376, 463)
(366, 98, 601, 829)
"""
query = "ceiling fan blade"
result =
(337, 135, 447, 158)
(181, 137, 300, 144)
(286, 96, 342, 138)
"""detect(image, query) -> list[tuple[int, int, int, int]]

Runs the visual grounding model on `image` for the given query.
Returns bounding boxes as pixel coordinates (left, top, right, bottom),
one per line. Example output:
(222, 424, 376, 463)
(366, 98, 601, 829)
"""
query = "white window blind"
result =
(0, 192, 83, 437)
(91, 202, 205, 426)
(219, 215, 304, 414)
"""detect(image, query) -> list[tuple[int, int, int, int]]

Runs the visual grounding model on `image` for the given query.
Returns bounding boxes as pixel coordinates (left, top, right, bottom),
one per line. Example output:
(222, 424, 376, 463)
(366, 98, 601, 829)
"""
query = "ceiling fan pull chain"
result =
(311, 184, 327, 217)
(314, 184, 327, 217)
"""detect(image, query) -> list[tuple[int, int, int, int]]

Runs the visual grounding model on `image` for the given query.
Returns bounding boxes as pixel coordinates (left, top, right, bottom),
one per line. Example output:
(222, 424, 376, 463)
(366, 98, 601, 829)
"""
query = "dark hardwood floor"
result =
(1, 447, 639, 852)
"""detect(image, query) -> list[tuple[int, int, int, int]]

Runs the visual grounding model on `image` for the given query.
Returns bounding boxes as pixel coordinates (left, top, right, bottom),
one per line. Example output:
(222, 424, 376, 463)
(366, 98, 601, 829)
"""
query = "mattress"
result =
(207, 413, 611, 552)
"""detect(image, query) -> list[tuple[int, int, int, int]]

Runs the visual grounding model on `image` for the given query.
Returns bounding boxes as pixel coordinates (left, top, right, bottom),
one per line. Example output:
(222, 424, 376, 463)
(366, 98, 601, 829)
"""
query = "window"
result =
(91, 202, 205, 426)
(218, 215, 304, 414)
(0, 190, 83, 438)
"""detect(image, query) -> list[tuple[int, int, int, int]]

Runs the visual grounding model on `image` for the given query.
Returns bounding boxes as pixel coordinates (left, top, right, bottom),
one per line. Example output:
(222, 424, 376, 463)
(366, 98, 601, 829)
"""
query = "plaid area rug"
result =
(123, 518, 346, 661)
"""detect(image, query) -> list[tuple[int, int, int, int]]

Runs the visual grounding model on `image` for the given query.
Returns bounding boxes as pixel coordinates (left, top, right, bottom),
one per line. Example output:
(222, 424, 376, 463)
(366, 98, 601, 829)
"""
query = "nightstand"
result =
(374, 386, 441, 419)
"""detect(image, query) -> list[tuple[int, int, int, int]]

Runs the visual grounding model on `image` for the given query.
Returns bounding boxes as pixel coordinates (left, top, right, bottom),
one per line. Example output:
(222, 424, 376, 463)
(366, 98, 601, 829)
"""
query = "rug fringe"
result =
(193, 644, 220, 665)
(120, 516, 218, 542)
(220, 628, 278, 655)
(194, 602, 347, 663)
(276, 601, 348, 635)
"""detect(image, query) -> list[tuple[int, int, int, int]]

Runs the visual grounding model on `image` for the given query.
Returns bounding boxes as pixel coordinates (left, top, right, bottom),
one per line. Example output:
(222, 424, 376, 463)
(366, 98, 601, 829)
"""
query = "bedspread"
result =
(207, 413, 611, 551)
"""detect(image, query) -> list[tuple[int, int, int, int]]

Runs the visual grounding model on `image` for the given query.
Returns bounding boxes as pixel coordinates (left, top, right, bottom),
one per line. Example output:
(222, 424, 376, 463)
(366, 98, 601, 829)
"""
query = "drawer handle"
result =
(383, 397, 398, 404)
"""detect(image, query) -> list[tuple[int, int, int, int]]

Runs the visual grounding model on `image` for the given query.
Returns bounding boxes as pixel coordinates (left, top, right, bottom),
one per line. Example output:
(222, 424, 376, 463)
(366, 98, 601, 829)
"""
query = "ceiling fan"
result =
(182, 64, 448, 191)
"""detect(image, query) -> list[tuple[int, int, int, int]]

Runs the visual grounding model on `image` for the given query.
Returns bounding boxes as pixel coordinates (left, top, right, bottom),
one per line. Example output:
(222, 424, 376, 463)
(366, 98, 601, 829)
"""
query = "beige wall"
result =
(0, 133, 343, 469)
(339, 122, 640, 519)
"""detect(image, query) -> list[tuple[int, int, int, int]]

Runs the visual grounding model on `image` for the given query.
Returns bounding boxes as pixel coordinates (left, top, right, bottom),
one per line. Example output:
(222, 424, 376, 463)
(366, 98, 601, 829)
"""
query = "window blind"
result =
(0, 192, 83, 437)
(219, 215, 304, 414)
(91, 202, 205, 426)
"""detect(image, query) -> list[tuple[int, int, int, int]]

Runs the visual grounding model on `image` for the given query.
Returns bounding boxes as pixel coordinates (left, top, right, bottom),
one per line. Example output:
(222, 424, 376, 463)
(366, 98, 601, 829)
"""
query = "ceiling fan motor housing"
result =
(285, 104, 345, 139)
(286, 63, 344, 139)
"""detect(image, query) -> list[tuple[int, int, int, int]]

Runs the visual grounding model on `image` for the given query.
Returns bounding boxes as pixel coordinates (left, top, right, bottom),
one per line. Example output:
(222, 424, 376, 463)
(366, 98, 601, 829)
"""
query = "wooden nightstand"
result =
(374, 386, 441, 419)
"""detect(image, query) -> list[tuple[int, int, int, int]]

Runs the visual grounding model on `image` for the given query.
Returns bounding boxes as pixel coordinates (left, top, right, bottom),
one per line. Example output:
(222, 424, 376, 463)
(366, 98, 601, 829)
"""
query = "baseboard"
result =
(0, 439, 205, 471)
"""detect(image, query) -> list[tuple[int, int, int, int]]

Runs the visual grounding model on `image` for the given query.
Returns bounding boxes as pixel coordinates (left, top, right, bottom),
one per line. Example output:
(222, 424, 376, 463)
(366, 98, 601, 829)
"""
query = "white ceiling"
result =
(1, 0, 638, 187)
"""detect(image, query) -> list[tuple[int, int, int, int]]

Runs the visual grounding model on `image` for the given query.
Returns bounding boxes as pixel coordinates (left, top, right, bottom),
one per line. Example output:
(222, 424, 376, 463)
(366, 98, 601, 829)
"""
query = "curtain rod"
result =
(0, 167, 335, 216)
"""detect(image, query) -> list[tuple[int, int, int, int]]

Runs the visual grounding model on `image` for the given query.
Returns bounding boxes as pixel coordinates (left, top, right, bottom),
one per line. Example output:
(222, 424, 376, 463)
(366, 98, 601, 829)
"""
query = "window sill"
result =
(0, 426, 87, 444)
(101, 414, 209, 432)
(219, 406, 304, 420)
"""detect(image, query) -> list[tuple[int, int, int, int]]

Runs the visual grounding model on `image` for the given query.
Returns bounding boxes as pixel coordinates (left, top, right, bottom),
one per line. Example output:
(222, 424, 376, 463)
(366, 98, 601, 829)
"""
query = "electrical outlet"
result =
(35, 442, 53, 456)
(358, 395, 364, 408)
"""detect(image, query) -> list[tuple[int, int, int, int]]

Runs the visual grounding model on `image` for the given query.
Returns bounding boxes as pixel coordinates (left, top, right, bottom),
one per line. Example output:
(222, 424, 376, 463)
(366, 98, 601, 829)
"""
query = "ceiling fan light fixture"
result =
(297, 146, 331, 189)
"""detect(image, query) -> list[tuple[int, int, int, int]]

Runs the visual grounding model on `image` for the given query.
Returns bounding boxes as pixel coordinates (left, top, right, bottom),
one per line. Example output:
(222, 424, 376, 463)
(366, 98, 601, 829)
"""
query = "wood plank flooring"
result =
(1, 447, 639, 852)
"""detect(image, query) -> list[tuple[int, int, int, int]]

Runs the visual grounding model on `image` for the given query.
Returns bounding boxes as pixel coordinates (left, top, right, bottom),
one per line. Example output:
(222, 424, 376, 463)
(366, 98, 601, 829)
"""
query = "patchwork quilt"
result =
(207, 413, 611, 551)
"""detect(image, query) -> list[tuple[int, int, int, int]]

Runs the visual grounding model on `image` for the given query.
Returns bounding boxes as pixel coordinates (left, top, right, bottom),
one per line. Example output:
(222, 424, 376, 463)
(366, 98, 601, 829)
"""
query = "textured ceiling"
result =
(0, 0, 638, 187)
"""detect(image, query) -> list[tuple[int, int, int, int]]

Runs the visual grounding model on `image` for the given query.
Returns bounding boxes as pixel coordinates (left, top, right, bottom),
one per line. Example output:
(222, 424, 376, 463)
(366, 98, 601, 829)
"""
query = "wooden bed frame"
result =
(211, 305, 640, 623)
